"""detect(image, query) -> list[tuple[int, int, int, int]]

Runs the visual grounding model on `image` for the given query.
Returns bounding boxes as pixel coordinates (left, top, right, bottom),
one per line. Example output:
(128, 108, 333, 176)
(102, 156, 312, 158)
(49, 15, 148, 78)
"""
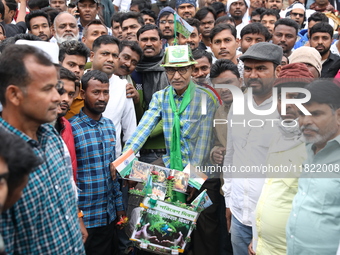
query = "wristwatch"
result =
(78, 210, 84, 218)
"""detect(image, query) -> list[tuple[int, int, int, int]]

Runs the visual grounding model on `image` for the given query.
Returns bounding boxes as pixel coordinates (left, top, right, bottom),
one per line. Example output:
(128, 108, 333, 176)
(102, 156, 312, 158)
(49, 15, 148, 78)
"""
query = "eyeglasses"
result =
(291, 12, 304, 18)
(165, 66, 191, 75)
(159, 20, 175, 24)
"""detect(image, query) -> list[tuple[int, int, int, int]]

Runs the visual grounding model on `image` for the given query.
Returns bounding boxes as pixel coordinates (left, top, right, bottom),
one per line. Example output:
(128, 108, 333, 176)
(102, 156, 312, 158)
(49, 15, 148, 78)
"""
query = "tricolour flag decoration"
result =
(175, 13, 194, 39)
(113, 149, 137, 177)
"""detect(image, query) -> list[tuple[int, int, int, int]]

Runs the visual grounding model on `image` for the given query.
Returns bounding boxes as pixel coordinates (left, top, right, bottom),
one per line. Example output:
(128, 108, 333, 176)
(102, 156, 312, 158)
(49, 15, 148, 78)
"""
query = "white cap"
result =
(15, 40, 59, 64)
(226, 0, 250, 12)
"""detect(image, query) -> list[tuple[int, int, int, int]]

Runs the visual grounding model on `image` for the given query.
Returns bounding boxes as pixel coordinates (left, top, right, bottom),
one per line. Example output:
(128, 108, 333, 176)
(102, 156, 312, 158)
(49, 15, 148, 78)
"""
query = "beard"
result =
(55, 32, 79, 44)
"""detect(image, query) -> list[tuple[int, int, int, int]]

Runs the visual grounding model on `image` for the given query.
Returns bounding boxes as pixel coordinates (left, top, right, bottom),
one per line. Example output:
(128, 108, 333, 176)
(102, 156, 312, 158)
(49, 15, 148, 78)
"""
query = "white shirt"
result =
(222, 93, 280, 226)
(103, 74, 136, 156)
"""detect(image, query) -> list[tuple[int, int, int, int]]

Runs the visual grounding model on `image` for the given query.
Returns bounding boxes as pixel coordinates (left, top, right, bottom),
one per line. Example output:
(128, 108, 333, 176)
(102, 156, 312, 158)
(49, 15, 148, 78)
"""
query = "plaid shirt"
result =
(124, 83, 217, 168)
(70, 110, 123, 228)
(0, 118, 85, 255)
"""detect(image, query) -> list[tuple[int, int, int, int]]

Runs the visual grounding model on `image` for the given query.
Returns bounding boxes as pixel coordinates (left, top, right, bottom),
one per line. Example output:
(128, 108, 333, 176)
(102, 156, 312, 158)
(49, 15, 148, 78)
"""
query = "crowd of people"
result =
(0, 0, 340, 254)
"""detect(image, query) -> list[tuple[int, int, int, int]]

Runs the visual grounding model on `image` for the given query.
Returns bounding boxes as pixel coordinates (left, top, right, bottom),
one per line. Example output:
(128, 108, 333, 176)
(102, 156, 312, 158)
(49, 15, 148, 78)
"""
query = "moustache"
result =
(246, 78, 264, 87)
(60, 102, 70, 108)
(300, 124, 319, 133)
(120, 65, 130, 72)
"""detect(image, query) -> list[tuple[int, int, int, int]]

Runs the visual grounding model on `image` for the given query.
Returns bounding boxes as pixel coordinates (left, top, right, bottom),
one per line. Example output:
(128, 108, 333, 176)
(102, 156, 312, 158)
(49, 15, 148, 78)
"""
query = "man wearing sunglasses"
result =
(289, 3, 305, 29)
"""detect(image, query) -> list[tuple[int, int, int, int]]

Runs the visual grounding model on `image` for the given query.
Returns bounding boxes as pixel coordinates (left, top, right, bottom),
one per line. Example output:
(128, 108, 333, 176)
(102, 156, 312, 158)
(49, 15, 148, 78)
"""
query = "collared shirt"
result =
(124, 83, 217, 169)
(103, 74, 136, 156)
(0, 118, 84, 254)
(286, 136, 340, 255)
(321, 52, 340, 78)
(223, 93, 280, 226)
(70, 110, 124, 228)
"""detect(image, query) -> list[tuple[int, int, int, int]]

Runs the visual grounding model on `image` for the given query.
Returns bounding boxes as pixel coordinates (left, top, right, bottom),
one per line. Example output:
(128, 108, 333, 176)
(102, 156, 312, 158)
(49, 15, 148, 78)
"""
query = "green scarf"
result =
(169, 81, 194, 203)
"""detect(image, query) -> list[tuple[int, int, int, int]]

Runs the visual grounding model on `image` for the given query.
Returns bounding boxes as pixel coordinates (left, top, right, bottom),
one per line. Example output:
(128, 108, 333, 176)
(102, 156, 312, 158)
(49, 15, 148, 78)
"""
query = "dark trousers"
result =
(85, 221, 115, 255)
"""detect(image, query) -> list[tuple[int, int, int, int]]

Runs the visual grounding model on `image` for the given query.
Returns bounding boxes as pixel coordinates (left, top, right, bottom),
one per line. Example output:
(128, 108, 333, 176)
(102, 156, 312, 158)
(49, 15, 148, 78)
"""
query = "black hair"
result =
(136, 24, 162, 40)
(308, 11, 328, 23)
(192, 48, 213, 64)
(83, 19, 107, 37)
(0, 129, 41, 193)
(158, 11, 174, 24)
(92, 35, 120, 52)
(274, 18, 299, 35)
(59, 66, 79, 88)
(184, 18, 200, 32)
(210, 59, 240, 78)
(298, 80, 340, 110)
(28, 0, 49, 10)
(240, 22, 271, 41)
(211, 2, 225, 16)
(119, 40, 143, 60)
(111, 12, 121, 25)
(260, 9, 280, 20)
(81, 70, 109, 90)
(194, 6, 217, 21)
(251, 7, 266, 17)
(140, 8, 157, 22)
(59, 40, 90, 62)
(0, 33, 42, 53)
(130, 0, 151, 11)
(119, 11, 145, 27)
(210, 23, 237, 41)
(0, 44, 53, 106)
(310, 22, 333, 38)
(4, 0, 17, 12)
(0, 0, 4, 21)
(41, 7, 60, 24)
(25, 10, 51, 31)
(215, 15, 235, 26)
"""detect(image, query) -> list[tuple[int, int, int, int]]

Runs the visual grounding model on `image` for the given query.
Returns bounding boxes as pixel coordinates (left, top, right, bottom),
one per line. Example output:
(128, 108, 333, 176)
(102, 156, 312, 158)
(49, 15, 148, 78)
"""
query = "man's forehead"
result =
(88, 24, 107, 33)
(63, 54, 86, 64)
(57, 14, 77, 25)
(122, 18, 138, 26)
(160, 14, 174, 20)
(242, 33, 265, 39)
(120, 47, 140, 59)
(244, 59, 274, 66)
(274, 24, 296, 33)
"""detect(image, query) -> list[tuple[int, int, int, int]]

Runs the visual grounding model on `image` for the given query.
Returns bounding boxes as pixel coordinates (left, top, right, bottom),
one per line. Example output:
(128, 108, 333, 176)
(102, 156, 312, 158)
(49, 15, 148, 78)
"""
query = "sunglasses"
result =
(291, 12, 304, 18)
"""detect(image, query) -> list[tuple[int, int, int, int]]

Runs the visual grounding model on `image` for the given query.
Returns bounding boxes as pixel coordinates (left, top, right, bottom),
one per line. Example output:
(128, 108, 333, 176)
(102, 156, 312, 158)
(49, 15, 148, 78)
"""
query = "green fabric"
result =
(169, 81, 194, 171)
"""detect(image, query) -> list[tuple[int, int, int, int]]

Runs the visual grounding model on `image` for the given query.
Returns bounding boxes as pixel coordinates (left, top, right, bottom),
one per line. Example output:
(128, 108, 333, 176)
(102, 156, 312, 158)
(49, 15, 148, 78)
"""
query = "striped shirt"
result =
(70, 110, 124, 228)
(0, 118, 85, 254)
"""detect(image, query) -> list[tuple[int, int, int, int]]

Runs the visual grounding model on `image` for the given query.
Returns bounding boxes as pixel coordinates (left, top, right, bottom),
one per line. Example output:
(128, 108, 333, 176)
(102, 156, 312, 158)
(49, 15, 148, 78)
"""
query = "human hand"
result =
(126, 83, 139, 104)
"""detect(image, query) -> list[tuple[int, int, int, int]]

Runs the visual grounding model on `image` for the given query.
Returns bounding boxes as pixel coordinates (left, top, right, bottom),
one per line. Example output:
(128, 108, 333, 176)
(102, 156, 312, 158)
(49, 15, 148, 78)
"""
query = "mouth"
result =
(104, 64, 114, 69)
(96, 103, 107, 107)
(59, 103, 69, 110)
(219, 51, 229, 56)
(144, 48, 155, 53)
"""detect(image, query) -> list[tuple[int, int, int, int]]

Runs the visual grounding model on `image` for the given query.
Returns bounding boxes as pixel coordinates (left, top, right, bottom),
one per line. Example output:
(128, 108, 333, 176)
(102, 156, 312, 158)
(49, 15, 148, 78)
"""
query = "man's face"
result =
(240, 33, 266, 54)
(82, 24, 107, 50)
(91, 43, 119, 77)
(250, 0, 263, 9)
(165, 65, 194, 95)
(111, 21, 123, 40)
(122, 18, 141, 41)
(82, 79, 110, 115)
(49, 0, 67, 11)
(192, 56, 211, 78)
(229, 0, 247, 20)
(243, 59, 277, 96)
(277, 91, 300, 120)
(138, 29, 162, 58)
(272, 24, 297, 54)
(58, 78, 76, 117)
(2, 0, 13, 24)
(130, 4, 139, 12)
(0, 157, 9, 212)
(55, 13, 79, 44)
(251, 14, 261, 23)
(115, 46, 140, 76)
(199, 12, 215, 38)
(299, 102, 340, 148)
(265, 0, 283, 9)
(290, 8, 305, 26)
(177, 3, 196, 19)
(213, 70, 241, 105)
(310, 32, 332, 56)
(261, 15, 277, 34)
(60, 54, 86, 81)
(29, 16, 52, 41)
(77, 0, 98, 24)
(178, 27, 201, 50)
(143, 14, 155, 25)
(159, 14, 175, 40)
(210, 29, 239, 61)
(20, 56, 60, 124)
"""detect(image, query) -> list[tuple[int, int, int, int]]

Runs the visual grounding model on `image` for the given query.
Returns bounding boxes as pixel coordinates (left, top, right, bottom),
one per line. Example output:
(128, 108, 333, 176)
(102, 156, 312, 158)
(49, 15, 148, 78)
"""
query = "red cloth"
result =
(59, 117, 78, 182)
(309, 2, 334, 11)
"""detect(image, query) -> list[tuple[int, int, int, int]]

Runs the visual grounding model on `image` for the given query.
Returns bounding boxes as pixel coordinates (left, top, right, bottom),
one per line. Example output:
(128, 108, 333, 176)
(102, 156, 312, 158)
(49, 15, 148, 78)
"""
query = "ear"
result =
(236, 38, 240, 47)
(80, 89, 85, 100)
(28, 30, 32, 35)
(5, 85, 25, 107)
(237, 77, 243, 88)
(274, 64, 282, 78)
(199, 33, 202, 42)
(90, 51, 94, 62)
(81, 36, 86, 43)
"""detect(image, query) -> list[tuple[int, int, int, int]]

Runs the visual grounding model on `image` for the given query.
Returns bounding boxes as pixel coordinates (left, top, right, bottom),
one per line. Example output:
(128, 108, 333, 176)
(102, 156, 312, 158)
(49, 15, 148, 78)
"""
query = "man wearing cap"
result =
(248, 63, 314, 255)
(157, 7, 175, 49)
(288, 3, 306, 29)
(76, 0, 98, 40)
(289, 46, 322, 78)
(176, 0, 196, 19)
(226, 0, 249, 38)
(223, 42, 282, 255)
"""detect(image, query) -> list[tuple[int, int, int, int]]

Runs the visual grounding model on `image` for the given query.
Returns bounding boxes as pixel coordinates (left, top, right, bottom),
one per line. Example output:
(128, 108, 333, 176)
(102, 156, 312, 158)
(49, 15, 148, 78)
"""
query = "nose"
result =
(249, 69, 258, 79)
(173, 70, 181, 79)
(98, 92, 105, 101)
(53, 86, 61, 104)
(197, 69, 204, 77)
(221, 41, 227, 49)
(146, 39, 152, 46)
